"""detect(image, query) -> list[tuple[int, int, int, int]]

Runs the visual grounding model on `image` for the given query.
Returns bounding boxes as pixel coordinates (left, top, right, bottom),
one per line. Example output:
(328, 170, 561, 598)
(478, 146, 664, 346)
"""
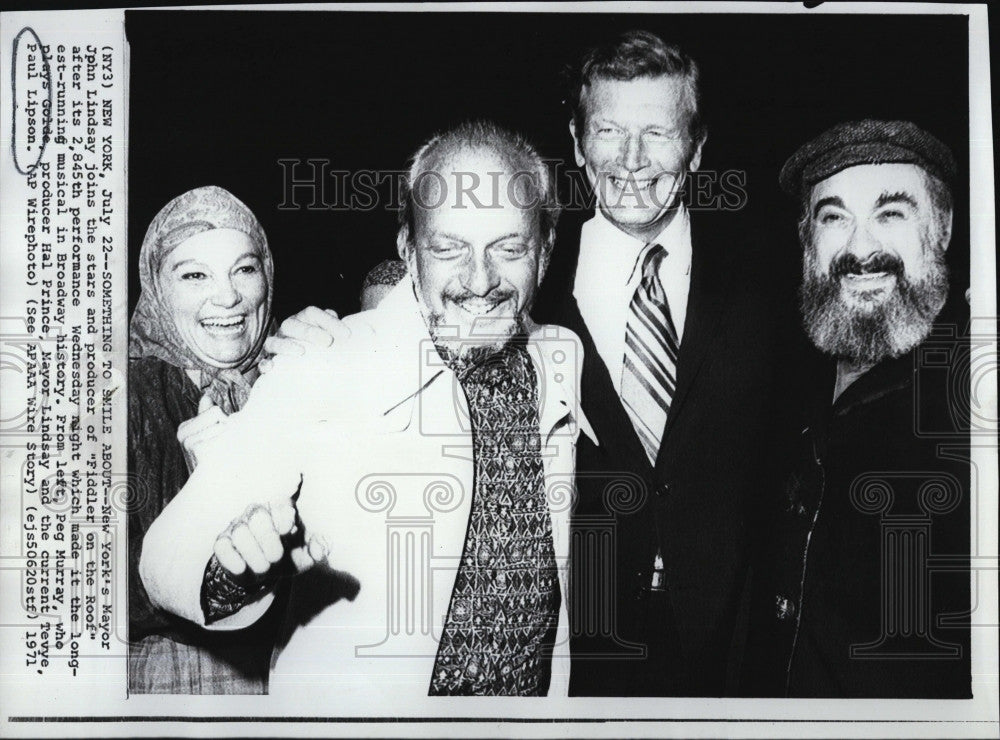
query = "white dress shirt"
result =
(573, 206, 693, 394)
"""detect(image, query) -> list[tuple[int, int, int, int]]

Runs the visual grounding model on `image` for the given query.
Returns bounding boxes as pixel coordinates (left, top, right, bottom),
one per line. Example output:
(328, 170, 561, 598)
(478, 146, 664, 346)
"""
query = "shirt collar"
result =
(575, 205, 692, 292)
(370, 276, 589, 442)
(831, 350, 915, 416)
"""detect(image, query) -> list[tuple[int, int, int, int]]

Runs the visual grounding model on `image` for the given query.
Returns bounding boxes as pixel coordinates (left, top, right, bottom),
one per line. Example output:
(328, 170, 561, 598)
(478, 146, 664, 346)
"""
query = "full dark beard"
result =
(799, 248, 949, 365)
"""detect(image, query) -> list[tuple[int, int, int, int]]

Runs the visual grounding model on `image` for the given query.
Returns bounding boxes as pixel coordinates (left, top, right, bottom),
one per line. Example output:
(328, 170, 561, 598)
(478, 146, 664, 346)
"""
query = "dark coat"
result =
(128, 356, 280, 693)
(128, 356, 203, 644)
(744, 300, 972, 698)
(534, 208, 796, 696)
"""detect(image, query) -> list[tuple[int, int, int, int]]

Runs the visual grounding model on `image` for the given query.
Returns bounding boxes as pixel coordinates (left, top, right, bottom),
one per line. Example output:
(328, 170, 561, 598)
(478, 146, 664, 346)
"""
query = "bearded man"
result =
(140, 121, 591, 700)
(746, 120, 971, 698)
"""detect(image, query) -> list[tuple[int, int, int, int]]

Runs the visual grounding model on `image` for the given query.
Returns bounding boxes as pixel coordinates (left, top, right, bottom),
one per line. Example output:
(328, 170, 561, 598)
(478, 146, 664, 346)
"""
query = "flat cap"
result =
(779, 119, 956, 196)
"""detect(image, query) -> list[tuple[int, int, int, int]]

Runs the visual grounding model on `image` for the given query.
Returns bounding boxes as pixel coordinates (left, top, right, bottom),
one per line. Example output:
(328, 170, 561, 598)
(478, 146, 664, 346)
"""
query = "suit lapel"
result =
(539, 210, 652, 477)
(538, 208, 732, 480)
(658, 216, 732, 451)
(553, 291, 653, 479)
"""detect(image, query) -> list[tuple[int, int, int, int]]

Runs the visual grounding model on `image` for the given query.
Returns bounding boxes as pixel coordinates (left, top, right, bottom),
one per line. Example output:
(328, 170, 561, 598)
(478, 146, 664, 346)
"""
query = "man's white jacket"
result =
(140, 276, 592, 702)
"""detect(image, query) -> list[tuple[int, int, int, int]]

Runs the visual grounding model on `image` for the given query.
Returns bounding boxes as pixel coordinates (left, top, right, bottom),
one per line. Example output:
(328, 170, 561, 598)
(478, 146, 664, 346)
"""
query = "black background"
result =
(125, 10, 970, 322)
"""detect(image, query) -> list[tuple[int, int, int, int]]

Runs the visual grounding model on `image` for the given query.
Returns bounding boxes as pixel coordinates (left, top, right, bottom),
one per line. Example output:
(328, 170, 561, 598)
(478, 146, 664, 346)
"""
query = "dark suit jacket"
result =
(534, 207, 797, 696)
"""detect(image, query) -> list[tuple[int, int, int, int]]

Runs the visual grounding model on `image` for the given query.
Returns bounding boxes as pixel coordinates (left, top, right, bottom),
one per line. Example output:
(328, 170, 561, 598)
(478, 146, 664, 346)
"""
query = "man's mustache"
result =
(445, 290, 518, 309)
(832, 251, 904, 279)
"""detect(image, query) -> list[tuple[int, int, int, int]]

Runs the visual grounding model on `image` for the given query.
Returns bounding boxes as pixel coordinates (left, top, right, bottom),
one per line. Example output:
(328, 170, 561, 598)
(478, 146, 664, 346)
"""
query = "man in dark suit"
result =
(533, 30, 790, 696)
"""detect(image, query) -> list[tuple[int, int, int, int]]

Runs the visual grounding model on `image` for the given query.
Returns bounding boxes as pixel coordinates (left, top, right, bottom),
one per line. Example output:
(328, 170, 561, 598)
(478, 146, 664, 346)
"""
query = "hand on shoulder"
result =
(260, 307, 351, 372)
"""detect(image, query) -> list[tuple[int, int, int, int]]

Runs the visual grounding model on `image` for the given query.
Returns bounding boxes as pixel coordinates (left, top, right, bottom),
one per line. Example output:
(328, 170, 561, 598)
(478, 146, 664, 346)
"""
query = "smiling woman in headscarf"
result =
(128, 185, 279, 694)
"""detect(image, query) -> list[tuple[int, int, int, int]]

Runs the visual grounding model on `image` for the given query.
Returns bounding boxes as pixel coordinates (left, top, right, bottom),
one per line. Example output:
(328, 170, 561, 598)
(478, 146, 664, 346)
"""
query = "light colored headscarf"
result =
(129, 186, 274, 414)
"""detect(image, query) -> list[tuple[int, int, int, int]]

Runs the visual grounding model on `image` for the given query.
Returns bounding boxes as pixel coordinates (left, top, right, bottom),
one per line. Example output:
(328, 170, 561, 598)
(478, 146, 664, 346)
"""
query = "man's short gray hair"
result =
(397, 120, 560, 262)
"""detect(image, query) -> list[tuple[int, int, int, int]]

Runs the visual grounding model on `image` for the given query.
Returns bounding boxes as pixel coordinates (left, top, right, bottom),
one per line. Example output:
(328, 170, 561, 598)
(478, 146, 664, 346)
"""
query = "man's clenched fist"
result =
(213, 497, 329, 578)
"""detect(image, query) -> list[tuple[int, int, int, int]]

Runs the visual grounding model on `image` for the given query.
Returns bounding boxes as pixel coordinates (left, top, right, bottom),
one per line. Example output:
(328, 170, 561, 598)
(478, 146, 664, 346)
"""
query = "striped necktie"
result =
(621, 243, 679, 465)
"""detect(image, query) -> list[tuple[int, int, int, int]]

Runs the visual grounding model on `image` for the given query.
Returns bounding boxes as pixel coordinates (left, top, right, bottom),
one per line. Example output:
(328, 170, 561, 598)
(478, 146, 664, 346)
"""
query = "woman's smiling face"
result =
(159, 228, 268, 368)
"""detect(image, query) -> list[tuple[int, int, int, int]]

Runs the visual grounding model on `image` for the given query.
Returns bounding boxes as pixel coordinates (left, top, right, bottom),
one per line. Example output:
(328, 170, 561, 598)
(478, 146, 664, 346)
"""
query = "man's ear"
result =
(396, 225, 413, 263)
(569, 119, 586, 168)
(537, 246, 552, 287)
(940, 210, 954, 251)
(687, 131, 707, 173)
